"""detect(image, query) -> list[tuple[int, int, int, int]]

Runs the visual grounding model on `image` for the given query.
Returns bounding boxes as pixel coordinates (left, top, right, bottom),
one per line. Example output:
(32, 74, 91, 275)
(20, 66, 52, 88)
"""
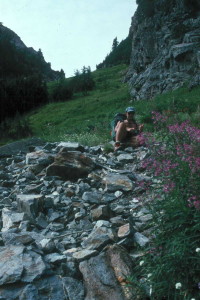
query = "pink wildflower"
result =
(163, 181, 176, 193)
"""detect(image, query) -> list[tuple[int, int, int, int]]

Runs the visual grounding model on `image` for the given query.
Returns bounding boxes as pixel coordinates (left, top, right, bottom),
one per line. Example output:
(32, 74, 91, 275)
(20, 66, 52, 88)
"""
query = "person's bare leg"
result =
(115, 122, 127, 143)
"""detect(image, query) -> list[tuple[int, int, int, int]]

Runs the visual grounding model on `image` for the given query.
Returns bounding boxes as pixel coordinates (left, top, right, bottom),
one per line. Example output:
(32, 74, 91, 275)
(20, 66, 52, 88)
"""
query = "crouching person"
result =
(114, 107, 144, 151)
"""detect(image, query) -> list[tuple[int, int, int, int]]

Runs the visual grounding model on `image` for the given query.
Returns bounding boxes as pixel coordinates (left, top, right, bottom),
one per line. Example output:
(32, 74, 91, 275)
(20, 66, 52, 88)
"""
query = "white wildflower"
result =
(191, 298, 195, 300)
(147, 273, 152, 278)
(149, 285, 152, 296)
(195, 248, 200, 253)
(175, 282, 182, 289)
(139, 260, 144, 266)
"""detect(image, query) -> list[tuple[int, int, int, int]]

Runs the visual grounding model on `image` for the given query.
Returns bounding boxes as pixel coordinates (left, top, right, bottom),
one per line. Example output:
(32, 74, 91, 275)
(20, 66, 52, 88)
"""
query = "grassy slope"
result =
(29, 64, 200, 145)
(29, 64, 130, 144)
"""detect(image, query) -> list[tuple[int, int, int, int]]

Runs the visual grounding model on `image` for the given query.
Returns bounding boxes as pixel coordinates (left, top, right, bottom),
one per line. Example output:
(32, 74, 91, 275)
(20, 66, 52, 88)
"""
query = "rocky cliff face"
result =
(127, 0, 200, 100)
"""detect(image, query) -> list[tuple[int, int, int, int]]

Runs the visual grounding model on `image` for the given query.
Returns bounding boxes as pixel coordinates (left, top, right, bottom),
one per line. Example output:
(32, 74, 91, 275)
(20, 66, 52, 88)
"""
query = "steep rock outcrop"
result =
(127, 0, 200, 99)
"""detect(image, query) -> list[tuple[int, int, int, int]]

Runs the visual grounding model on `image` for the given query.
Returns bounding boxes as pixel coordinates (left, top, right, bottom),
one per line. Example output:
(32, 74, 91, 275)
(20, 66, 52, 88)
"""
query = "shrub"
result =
(50, 79, 73, 102)
(0, 114, 32, 140)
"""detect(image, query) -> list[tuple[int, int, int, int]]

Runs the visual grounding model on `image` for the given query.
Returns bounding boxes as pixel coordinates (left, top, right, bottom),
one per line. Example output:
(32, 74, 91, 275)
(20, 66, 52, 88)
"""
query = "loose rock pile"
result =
(0, 138, 153, 300)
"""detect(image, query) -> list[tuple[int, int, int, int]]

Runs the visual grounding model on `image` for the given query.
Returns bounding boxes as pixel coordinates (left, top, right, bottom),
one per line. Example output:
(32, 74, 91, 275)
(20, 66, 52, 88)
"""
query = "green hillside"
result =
(29, 63, 200, 145)
(1, 63, 199, 146)
(29, 64, 130, 145)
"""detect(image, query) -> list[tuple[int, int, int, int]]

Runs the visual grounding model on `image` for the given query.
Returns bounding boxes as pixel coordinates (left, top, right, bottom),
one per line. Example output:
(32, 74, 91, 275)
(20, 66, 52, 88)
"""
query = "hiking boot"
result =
(114, 141, 122, 151)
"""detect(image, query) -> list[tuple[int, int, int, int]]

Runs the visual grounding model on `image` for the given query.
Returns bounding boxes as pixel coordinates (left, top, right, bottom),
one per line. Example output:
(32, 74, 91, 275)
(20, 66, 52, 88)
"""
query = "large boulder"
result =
(79, 244, 135, 300)
(0, 138, 45, 158)
(46, 148, 95, 181)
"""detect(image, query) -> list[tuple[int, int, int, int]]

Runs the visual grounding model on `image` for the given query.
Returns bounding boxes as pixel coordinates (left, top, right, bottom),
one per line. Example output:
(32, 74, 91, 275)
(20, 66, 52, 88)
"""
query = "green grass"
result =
(29, 64, 131, 144)
(2, 63, 200, 146)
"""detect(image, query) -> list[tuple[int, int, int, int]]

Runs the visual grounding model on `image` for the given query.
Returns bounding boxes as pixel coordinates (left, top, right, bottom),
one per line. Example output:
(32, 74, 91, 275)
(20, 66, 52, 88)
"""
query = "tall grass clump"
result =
(133, 111, 200, 299)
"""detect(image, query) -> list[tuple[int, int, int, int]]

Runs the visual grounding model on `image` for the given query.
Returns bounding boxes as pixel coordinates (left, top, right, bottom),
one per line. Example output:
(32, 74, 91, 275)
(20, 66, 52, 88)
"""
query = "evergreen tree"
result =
(96, 34, 132, 69)
(112, 37, 119, 51)
(60, 69, 65, 79)
(69, 66, 95, 95)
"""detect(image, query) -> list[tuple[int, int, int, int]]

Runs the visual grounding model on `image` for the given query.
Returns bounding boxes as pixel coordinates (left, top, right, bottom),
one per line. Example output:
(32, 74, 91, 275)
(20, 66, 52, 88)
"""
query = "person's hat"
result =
(126, 106, 135, 113)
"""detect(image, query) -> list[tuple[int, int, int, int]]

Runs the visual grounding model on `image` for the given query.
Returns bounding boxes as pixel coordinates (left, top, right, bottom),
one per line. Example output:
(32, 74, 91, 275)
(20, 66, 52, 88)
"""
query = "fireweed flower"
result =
(152, 111, 168, 124)
(193, 201, 200, 210)
(175, 282, 182, 289)
(188, 196, 200, 210)
(163, 181, 176, 193)
(168, 121, 200, 143)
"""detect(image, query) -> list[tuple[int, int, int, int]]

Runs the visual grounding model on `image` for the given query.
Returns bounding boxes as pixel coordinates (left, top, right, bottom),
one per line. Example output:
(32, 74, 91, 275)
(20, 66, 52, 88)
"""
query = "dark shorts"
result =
(113, 130, 139, 142)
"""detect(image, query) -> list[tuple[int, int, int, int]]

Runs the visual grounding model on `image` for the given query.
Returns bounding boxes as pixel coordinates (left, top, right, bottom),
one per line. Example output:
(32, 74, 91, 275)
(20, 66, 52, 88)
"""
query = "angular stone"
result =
(82, 191, 102, 204)
(134, 232, 149, 247)
(44, 253, 66, 263)
(117, 223, 131, 238)
(72, 249, 98, 262)
(21, 250, 48, 282)
(90, 205, 110, 220)
(62, 277, 85, 300)
(63, 247, 80, 257)
(110, 216, 126, 227)
(0, 245, 24, 285)
(102, 193, 117, 203)
(46, 148, 95, 181)
(0, 245, 48, 285)
(25, 150, 53, 165)
(103, 173, 134, 192)
(2, 208, 25, 231)
(79, 244, 134, 300)
(35, 213, 48, 229)
(39, 238, 56, 253)
(0, 138, 45, 158)
(48, 222, 65, 232)
(116, 154, 134, 163)
(81, 225, 115, 250)
(16, 194, 43, 218)
(16, 284, 39, 300)
(94, 220, 111, 228)
(56, 142, 84, 152)
(24, 183, 44, 194)
(0, 275, 66, 300)
(1, 232, 34, 246)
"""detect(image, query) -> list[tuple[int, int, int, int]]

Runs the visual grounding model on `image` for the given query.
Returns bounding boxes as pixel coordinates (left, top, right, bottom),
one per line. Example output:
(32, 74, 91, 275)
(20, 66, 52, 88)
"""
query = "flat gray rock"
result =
(103, 173, 134, 192)
(0, 138, 45, 158)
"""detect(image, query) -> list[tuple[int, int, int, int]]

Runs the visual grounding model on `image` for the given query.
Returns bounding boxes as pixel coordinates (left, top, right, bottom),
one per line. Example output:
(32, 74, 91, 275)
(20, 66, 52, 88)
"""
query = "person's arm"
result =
(115, 120, 125, 132)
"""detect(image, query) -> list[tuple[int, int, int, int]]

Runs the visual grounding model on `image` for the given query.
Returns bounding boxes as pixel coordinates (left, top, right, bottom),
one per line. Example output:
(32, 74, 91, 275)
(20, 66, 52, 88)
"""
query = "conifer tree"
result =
(112, 37, 119, 51)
